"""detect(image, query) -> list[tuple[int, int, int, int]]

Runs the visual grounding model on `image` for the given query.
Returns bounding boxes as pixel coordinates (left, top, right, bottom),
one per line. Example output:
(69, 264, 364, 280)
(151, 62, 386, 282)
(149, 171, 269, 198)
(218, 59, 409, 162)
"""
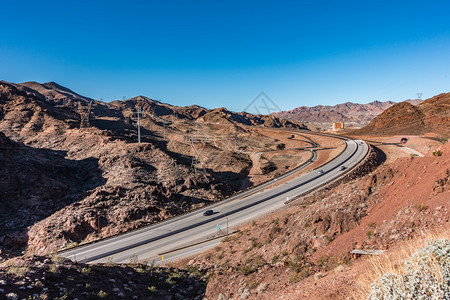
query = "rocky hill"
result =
(273, 99, 422, 125)
(0, 80, 308, 256)
(199, 107, 303, 128)
(353, 93, 450, 136)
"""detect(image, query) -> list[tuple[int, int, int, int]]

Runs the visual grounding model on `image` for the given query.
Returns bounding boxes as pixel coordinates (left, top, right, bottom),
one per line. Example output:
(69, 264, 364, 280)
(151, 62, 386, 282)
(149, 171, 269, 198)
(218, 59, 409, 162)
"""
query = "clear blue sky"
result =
(1, 0, 450, 113)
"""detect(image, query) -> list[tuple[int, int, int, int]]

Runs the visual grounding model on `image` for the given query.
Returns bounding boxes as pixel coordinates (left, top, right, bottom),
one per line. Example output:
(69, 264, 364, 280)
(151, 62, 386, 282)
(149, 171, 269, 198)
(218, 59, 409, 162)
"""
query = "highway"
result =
(60, 133, 369, 265)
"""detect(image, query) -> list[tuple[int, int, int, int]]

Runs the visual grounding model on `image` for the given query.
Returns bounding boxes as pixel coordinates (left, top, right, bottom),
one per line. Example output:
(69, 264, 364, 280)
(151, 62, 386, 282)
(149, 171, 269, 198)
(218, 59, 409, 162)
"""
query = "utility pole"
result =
(163, 121, 166, 141)
(234, 125, 237, 152)
(78, 101, 93, 129)
(138, 107, 141, 143)
(226, 217, 229, 236)
(133, 106, 146, 143)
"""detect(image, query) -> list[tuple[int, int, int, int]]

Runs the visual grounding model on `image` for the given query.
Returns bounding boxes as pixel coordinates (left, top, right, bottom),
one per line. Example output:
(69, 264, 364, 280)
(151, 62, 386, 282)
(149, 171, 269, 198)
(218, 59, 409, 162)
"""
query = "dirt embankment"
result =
(180, 141, 449, 300)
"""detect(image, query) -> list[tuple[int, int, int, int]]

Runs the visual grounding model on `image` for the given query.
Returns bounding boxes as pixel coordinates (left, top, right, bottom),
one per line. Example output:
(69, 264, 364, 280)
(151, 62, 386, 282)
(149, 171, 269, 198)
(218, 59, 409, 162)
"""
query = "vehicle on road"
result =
(318, 169, 324, 174)
(203, 209, 214, 216)
(339, 166, 346, 171)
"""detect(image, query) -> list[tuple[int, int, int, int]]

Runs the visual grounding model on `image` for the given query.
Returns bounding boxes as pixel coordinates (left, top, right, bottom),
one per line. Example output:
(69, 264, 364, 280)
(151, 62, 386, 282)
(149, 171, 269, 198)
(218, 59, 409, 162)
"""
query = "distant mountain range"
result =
(273, 99, 423, 125)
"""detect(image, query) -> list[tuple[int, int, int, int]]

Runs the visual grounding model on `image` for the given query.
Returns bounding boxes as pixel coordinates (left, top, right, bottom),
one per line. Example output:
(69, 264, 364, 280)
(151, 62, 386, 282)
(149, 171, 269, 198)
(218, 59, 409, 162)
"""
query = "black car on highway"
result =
(203, 209, 214, 216)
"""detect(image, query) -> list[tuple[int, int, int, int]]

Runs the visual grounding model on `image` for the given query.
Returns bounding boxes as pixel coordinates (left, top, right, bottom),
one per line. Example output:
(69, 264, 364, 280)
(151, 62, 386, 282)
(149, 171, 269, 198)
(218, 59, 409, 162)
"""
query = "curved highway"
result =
(60, 133, 368, 265)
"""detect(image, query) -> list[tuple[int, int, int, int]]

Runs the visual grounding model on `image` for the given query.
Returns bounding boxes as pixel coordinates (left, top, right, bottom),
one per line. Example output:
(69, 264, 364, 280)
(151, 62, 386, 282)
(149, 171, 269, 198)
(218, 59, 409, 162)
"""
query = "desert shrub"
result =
(97, 290, 108, 298)
(48, 264, 59, 273)
(80, 267, 91, 275)
(239, 255, 266, 275)
(271, 255, 280, 264)
(7, 266, 30, 277)
(289, 271, 309, 283)
(367, 222, 376, 228)
(65, 241, 79, 250)
(104, 256, 115, 267)
(148, 286, 158, 295)
(169, 269, 182, 279)
(432, 150, 443, 157)
(183, 264, 205, 277)
(276, 143, 286, 150)
(366, 239, 450, 300)
(287, 255, 312, 277)
(261, 161, 277, 174)
(437, 135, 449, 144)
(135, 267, 147, 273)
(50, 252, 64, 264)
(250, 237, 263, 248)
(129, 254, 139, 264)
(414, 204, 428, 212)
(317, 255, 333, 269)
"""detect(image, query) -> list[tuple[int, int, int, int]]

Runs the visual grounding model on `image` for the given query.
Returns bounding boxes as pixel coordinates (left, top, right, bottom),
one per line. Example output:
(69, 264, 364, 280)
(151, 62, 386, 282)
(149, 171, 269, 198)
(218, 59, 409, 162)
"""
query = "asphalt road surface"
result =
(60, 134, 368, 265)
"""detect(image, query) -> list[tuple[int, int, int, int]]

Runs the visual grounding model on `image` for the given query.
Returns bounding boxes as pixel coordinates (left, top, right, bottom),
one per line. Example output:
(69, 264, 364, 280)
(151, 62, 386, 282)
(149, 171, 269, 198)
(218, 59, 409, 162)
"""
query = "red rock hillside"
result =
(353, 92, 450, 136)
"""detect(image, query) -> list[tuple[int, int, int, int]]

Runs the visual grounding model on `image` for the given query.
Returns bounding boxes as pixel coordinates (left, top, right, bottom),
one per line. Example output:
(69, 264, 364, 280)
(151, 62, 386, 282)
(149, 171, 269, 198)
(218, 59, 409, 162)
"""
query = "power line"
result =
(132, 106, 146, 143)
(77, 101, 93, 129)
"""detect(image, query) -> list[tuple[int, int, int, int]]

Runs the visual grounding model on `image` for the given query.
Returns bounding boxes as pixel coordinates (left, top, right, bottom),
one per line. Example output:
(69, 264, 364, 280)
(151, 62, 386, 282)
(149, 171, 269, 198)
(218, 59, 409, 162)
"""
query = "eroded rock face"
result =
(0, 133, 104, 251)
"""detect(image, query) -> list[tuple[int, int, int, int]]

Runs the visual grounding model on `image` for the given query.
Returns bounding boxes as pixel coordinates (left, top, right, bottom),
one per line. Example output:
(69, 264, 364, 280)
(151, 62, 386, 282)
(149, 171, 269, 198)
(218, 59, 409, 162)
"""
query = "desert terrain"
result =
(0, 82, 448, 299)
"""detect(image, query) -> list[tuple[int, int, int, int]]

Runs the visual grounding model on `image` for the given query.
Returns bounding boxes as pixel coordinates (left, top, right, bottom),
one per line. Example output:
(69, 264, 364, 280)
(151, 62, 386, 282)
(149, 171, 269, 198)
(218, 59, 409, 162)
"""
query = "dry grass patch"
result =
(354, 231, 450, 299)
(7, 266, 31, 277)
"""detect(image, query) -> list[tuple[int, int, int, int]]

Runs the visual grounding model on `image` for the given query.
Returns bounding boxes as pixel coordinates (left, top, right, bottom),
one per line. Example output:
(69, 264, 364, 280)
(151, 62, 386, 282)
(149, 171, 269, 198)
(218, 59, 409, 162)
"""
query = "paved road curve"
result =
(60, 134, 368, 265)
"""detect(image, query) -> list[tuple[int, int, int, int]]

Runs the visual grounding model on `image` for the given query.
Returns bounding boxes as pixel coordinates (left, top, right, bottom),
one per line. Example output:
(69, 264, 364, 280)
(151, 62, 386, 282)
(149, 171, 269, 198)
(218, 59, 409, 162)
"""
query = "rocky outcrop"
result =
(199, 107, 307, 129)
